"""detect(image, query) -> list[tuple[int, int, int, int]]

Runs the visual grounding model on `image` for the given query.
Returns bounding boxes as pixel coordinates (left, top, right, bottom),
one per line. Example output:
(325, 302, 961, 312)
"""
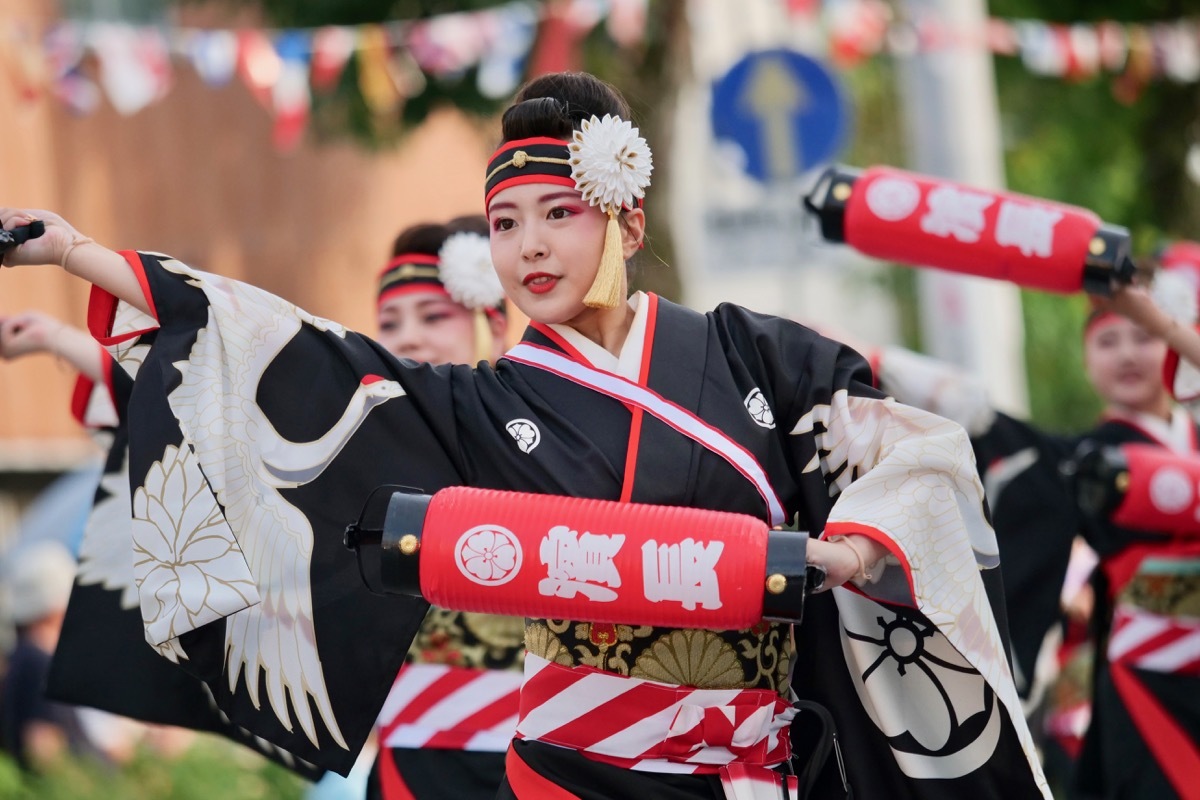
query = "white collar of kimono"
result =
(1108, 406, 1196, 454)
(1128, 406, 1196, 454)
(547, 292, 648, 380)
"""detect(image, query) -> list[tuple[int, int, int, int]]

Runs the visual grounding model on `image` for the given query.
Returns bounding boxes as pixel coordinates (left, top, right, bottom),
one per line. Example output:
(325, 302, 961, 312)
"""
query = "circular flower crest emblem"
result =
(455, 524, 523, 586)
(569, 114, 654, 213)
(438, 231, 505, 311)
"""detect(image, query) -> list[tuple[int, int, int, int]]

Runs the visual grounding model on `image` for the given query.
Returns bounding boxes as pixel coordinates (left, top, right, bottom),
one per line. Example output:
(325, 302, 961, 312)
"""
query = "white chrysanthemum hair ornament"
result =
(569, 114, 654, 308)
(484, 112, 653, 310)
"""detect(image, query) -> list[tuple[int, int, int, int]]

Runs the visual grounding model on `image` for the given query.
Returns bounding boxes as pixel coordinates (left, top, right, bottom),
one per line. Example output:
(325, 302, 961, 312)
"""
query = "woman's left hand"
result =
(806, 533, 886, 591)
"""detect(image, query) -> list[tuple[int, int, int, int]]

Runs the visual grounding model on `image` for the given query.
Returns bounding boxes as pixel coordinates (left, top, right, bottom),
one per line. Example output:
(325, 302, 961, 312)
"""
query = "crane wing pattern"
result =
(791, 390, 1047, 793)
(131, 259, 405, 751)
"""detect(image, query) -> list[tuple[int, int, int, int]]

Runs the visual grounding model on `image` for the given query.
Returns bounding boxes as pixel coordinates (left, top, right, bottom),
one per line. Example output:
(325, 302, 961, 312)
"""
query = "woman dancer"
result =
(1, 71, 1047, 798)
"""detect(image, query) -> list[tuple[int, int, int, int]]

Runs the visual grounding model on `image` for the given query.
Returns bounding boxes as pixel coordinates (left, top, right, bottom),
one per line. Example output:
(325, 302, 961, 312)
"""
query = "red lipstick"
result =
(524, 273, 558, 294)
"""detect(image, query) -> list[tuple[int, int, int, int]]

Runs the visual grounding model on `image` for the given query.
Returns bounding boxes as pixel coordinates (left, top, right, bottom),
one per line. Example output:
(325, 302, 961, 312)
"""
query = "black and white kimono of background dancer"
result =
(44, 321, 325, 779)
(879, 342, 1200, 799)
(86, 249, 1050, 798)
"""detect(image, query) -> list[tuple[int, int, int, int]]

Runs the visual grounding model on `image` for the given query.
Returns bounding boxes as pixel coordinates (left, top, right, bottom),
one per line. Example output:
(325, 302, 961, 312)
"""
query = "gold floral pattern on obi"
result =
(1120, 559, 1200, 618)
(527, 618, 792, 693)
(631, 630, 744, 688)
(525, 621, 574, 666)
(408, 607, 526, 671)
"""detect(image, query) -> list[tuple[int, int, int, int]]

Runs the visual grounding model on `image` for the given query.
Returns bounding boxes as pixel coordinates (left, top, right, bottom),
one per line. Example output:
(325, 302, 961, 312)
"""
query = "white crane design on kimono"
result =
(155, 262, 405, 751)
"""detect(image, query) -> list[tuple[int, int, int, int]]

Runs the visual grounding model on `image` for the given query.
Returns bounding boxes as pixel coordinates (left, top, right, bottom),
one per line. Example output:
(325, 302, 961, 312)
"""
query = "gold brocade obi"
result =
(524, 618, 794, 694)
(407, 607, 527, 672)
(1119, 558, 1200, 618)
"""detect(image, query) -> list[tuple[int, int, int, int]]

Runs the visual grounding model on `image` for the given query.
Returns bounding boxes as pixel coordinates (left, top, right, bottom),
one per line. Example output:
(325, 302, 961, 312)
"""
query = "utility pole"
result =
(895, 0, 1029, 416)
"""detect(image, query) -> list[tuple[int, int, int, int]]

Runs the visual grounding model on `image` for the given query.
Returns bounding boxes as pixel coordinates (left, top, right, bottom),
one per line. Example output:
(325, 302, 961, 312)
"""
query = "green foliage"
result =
(985, 1, 1200, 429)
(0, 738, 307, 800)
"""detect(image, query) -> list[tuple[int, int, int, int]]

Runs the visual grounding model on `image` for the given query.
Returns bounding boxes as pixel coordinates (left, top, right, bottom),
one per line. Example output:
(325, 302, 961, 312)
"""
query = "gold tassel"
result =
(582, 209, 625, 310)
(472, 308, 492, 364)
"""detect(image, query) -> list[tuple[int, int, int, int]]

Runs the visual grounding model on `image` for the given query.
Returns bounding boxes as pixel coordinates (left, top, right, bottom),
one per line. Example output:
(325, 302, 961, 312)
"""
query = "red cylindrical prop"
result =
(1112, 444, 1200, 537)
(384, 487, 786, 629)
(805, 165, 1135, 294)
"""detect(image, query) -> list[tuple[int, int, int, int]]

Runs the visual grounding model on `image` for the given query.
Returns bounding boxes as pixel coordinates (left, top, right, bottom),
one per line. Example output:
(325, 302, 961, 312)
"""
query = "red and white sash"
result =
(513, 653, 795, 773)
(505, 342, 787, 526)
(377, 664, 522, 752)
(1108, 605, 1200, 676)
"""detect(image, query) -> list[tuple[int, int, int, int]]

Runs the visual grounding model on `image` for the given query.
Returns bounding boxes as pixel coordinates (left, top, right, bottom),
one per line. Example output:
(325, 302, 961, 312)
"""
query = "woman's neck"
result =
(564, 299, 636, 357)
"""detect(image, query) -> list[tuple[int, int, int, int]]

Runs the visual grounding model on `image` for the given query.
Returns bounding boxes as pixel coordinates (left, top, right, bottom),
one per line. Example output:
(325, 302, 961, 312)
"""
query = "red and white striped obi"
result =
(377, 663, 523, 752)
(1108, 605, 1200, 676)
(513, 653, 796, 773)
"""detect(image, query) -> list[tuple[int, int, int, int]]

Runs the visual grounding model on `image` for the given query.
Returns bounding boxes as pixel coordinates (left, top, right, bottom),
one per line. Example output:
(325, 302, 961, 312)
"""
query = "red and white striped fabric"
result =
(377, 663, 523, 752)
(1108, 605, 1200, 676)
(513, 653, 795, 773)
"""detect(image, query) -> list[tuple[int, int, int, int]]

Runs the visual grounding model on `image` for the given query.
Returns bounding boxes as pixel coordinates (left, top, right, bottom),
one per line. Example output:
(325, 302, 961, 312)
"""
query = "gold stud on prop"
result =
(399, 534, 420, 555)
(765, 573, 788, 595)
(832, 182, 852, 202)
(1115, 471, 1130, 493)
(582, 208, 625, 309)
(1089, 236, 1107, 256)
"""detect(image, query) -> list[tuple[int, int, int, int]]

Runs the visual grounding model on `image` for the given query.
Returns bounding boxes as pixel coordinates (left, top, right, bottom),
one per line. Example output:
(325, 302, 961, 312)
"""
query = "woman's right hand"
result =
(0, 208, 85, 269)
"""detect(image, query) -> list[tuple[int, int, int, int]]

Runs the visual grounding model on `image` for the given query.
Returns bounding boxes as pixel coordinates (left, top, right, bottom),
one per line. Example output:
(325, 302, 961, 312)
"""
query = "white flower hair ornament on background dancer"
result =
(1151, 268, 1199, 326)
(438, 231, 505, 311)
(568, 114, 654, 309)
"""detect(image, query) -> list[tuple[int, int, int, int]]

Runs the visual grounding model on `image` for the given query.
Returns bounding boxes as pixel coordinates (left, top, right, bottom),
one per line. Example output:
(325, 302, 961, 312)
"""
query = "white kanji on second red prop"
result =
(994, 200, 1063, 258)
(538, 525, 625, 602)
(642, 538, 724, 611)
(919, 185, 994, 243)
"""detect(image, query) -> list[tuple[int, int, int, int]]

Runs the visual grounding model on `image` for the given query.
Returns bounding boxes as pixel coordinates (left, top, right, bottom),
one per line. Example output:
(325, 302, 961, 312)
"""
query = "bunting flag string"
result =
(4, 0, 1200, 153)
(0, 0, 648, 151)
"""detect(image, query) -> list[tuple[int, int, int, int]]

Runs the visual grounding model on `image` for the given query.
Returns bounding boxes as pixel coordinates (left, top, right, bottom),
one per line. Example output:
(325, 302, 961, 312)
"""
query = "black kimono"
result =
(85, 251, 1049, 797)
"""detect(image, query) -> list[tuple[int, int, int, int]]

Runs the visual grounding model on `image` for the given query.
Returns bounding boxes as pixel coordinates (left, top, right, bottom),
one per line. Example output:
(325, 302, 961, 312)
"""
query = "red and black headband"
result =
(377, 253, 445, 305)
(484, 137, 574, 209)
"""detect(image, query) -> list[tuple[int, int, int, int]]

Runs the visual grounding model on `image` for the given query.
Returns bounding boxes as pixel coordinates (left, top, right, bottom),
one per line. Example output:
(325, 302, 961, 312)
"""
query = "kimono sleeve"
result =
(50, 351, 327, 779)
(783, 332, 1051, 798)
(875, 345, 1080, 700)
(84, 251, 467, 775)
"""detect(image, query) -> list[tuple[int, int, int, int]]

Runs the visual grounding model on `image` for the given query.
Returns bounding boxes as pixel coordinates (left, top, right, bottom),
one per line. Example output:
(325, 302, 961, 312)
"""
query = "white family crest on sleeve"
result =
(506, 418, 541, 453)
(538, 525, 624, 602)
(153, 260, 404, 750)
(744, 388, 776, 429)
(642, 538, 724, 611)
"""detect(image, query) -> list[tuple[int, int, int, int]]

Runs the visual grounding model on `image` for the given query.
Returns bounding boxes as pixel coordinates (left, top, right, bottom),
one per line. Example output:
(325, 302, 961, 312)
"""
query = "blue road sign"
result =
(711, 49, 850, 183)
